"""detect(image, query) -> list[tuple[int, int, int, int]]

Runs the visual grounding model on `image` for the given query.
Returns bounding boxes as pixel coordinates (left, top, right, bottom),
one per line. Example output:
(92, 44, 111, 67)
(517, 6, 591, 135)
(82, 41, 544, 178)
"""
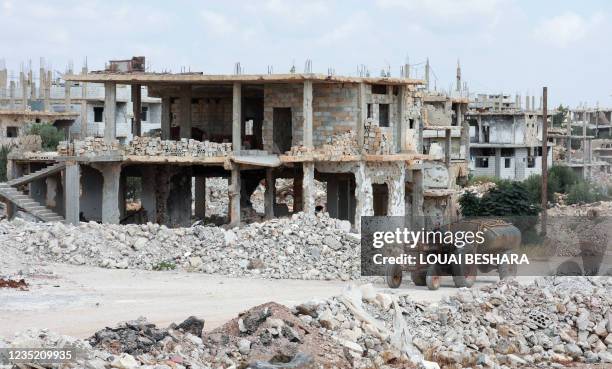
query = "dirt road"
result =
(0, 263, 535, 338)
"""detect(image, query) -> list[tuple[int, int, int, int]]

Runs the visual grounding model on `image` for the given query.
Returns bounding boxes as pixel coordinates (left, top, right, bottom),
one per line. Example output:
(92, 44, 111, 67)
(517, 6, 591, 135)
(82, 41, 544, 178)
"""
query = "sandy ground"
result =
(0, 262, 536, 339)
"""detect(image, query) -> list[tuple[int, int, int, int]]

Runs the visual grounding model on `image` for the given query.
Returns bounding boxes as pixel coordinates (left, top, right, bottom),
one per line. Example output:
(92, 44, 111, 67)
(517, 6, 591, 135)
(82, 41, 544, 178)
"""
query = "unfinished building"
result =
(0, 58, 162, 142)
(1, 59, 469, 230)
(467, 93, 552, 180)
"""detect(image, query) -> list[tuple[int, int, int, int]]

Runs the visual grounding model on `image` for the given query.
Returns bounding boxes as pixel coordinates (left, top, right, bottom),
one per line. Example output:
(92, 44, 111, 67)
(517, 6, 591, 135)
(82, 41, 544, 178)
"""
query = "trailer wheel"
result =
(452, 247, 477, 288)
(410, 270, 427, 286)
(426, 264, 441, 290)
(385, 264, 403, 288)
(498, 251, 518, 280)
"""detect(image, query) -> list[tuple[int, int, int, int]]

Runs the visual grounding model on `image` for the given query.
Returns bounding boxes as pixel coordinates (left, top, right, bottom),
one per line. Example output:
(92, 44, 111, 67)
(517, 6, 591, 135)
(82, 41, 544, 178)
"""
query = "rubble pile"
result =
(460, 181, 496, 198)
(124, 137, 232, 157)
(548, 201, 612, 217)
(0, 213, 359, 280)
(285, 130, 359, 158)
(69, 137, 121, 156)
(250, 178, 327, 214)
(364, 119, 394, 155)
(3, 277, 610, 368)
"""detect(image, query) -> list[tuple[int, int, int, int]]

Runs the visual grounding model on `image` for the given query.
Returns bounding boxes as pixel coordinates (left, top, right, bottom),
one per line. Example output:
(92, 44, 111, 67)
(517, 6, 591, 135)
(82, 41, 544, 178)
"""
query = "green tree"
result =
(552, 104, 568, 127)
(26, 123, 64, 151)
(0, 145, 10, 181)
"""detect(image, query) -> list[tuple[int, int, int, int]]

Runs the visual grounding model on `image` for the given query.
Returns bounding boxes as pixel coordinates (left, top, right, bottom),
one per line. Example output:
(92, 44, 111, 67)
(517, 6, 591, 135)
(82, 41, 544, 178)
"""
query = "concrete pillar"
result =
(43, 71, 51, 112)
(232, 83, 242, 153)
(131, 84, 142, 137)
(100, 164, 121, 224)
(104, 82, 117, 143)
(531, 96, 535, 112)
(64, 162, 80, 225)
(456, 104, 462, 127)
(179, 85, 192, 139)
(357, 83, 366, 150)
(161, 97, 171, 140)
(526, 95, 530, 111)
(302, 162, 315, 214)
(9, 81, 15, 109)
(303, 81, 313, 148)
(5, 159, 21, 219)
(264, 168, 275, 219)
(64, 78, 71, 112)
(229, 165, 241, 226)
(79, 67, 88, 138)
(398, 85, 407, 152)
(194, 176, 206, 218)
(387, 163, 405, 216)
(20, 71, 27, 109)
(411, 169, 424, 230)
(495, 148, 501, 177)
(354, 162, 373, 231)
(445, 128, 452, 165)
(141, 166, 157, 222)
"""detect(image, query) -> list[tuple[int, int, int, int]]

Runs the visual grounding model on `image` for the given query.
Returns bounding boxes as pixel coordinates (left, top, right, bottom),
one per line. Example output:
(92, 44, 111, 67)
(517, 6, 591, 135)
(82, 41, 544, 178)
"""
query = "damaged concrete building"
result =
(466, 93, 553, 180)
(1, 58, 469, 230)
(0, 58, 161, 142)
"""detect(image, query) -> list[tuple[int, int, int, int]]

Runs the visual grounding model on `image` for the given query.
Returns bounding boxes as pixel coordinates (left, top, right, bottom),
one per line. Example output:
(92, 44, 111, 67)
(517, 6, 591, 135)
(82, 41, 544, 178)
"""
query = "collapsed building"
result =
(466, 93, 553, 180)
(0, 58, 469, 230)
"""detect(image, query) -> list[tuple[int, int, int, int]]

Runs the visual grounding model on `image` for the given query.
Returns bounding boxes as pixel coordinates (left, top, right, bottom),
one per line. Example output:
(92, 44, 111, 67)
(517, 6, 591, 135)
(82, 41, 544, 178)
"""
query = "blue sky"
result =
(1, 0, 610, 107)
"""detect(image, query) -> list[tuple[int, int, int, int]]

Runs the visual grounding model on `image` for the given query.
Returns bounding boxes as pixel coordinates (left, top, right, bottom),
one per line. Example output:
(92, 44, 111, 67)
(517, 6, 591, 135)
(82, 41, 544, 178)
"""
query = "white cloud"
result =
(262, 0, 328, 24)
(533, 12, 604, 48)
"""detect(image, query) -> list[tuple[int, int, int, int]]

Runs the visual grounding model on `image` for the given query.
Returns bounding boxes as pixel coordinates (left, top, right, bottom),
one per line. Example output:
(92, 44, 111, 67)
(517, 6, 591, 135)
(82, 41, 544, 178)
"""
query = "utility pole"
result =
(541, 87, 548, 236)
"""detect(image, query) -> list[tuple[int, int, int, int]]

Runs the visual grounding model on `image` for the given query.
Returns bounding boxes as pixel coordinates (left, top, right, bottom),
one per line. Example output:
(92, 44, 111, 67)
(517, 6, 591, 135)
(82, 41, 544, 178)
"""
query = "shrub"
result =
(467, 175, 502, 187)
(549, 165, 580, 193)
(458, 191, 481, 216)
(523, 174, 558, 204)
(566, 182, 608, 205)
(152, 261, 176, 271)
(26, 123, 64, 151)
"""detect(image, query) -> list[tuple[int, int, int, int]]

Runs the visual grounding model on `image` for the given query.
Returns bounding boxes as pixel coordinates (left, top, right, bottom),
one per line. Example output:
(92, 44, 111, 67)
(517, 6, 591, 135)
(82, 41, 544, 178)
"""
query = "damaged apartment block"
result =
(2, 57, 470, 230)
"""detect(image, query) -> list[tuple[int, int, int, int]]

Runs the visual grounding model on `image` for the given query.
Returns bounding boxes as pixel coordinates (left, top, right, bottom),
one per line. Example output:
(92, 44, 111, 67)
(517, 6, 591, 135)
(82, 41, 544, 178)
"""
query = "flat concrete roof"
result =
(64, 72, 424, 86)
(0, 110, 79, 118)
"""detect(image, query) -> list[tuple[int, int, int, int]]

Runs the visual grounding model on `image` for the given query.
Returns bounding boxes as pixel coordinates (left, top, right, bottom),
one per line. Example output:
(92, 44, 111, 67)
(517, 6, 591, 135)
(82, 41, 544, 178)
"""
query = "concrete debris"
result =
(287, 130, 360, 158)
(0, 277, 28, 290)
(59, 137, 232, 158)
(251, 178, 327, 214)
(124, 137, 232, 157)
(548, 201, 612, 217)
(364, 120, 394, 155)
(0, 212, 360, 281)
(2, 277, 609, 368)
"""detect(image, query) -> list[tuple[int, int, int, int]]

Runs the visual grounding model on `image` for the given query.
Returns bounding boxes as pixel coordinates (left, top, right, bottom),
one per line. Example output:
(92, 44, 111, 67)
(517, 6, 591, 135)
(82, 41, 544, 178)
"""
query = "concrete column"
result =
(354, 162, 373, 231)
(477, 115, 483, 143)
(303, 81, 313, 148)
(5, 159, 21, 219)
(456, 104, 462, 127)
(229, 165, 241, 226)
(264, 168, 275, 219)
(445, 128, 452, 165)
(302, 162, 315, 214)
(357, 83, 366, 150)
(64, 162, 80, 225)
(43, 71, 51, 112)
(141, 166, 157, 222)
(20, 71, 27, 109)
(131, 84, 142, 137)
(100, 164, 121, 224)
(179, 85, 192, 139)
(9, 81, 15, 109)
(387, 163, 405, 216)
(166, 168, 192, 227)
(64, 78, 71, 112)
(411, 169, 424, 230)
(161, 97, 171, 140)
(104, 82, 117, 143)
(495, 148, 501, 178)
(80, 67, 88, 138)
(232, 83, 242, 154)
(194, 176, 206, 219)
(398, 85, 407, 152)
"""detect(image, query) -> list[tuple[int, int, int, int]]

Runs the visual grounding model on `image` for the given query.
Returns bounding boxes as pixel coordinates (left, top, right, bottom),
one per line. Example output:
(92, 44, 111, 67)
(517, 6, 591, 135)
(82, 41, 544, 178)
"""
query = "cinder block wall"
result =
(262, 83, 360, 151)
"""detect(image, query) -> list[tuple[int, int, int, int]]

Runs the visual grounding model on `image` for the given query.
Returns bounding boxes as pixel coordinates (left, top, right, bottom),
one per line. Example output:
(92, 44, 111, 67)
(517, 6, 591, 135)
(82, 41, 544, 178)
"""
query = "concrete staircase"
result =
(0, 163, 65, 222)
(7, 162, 65, 187)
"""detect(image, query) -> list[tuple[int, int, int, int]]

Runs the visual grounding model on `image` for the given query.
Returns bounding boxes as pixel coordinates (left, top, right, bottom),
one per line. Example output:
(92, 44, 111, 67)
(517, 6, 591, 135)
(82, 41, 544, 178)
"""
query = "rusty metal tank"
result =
(439, 218, 522, 252)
